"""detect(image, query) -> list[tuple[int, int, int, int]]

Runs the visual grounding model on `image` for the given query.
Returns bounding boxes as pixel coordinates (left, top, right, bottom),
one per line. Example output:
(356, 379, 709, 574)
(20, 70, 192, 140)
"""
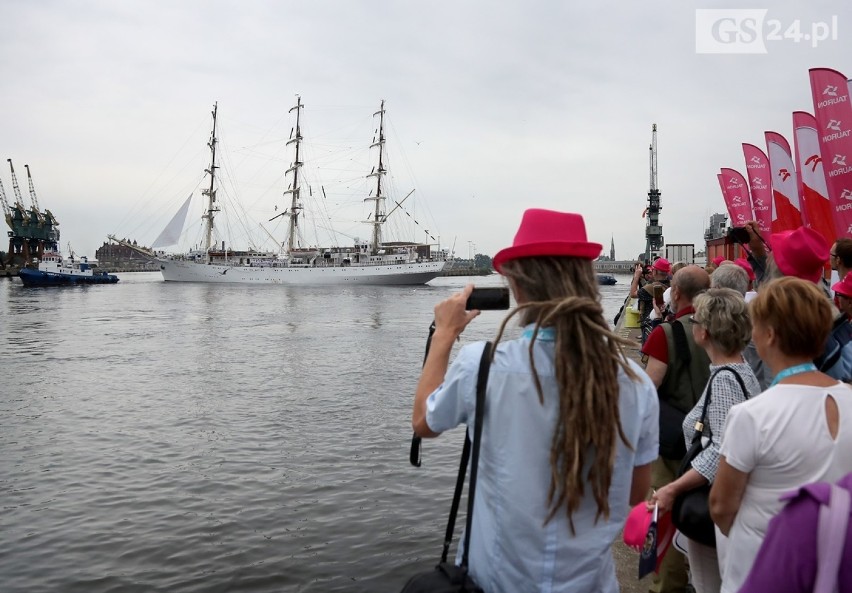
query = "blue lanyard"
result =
(769, 362, 818, 387)
(522, 327, 556, 341)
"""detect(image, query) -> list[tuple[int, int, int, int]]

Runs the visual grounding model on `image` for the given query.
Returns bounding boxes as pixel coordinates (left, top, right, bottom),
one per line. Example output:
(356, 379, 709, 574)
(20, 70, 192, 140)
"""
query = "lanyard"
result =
(769, 362, 818, 388)
(522, 327, 556, 341)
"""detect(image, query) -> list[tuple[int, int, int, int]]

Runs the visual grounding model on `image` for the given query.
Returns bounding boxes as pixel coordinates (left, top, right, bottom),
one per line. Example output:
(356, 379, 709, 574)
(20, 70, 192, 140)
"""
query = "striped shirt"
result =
(682, 362, 762, 481)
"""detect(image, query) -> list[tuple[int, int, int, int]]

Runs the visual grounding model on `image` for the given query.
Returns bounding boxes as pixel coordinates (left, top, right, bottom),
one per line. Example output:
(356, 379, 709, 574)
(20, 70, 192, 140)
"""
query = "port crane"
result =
(644, 124, 664, 262)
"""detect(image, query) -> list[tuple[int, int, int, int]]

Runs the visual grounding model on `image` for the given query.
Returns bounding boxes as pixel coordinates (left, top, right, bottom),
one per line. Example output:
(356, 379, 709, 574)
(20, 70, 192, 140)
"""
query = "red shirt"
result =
(640, 306, 696, 365)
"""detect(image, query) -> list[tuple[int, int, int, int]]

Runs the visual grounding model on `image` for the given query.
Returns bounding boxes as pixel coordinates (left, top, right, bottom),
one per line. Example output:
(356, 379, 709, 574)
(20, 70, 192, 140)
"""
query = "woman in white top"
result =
(709, 277, 852, 593)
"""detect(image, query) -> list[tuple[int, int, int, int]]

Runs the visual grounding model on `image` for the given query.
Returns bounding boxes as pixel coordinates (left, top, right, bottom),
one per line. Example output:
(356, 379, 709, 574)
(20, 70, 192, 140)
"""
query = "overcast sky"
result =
(1, 0, 849, 261)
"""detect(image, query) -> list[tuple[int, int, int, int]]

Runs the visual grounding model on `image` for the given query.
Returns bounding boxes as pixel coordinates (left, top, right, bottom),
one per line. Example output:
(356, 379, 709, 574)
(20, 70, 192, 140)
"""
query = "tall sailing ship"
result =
(115, 99, 447, 285)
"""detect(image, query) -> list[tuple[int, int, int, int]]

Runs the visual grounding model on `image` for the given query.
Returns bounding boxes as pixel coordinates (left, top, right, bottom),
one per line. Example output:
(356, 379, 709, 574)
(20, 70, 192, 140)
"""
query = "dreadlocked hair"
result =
(494, 257, 639, 532)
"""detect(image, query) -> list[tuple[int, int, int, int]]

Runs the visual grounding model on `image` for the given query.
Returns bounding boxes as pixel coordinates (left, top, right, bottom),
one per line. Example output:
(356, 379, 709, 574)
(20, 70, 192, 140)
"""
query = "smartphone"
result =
(653, 284, 665, 307)
(466, 287, 510, 310)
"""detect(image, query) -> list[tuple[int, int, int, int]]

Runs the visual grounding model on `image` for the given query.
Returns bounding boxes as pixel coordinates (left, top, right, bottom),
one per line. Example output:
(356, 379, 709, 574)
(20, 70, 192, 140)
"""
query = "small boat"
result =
(18, 252, 119, 286)
(597, 273, 617, 286)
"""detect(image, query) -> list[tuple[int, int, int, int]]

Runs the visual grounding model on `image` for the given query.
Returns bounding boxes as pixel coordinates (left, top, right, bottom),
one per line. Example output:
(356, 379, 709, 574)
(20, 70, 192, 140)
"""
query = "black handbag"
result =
(671, 366, 749, 548)
(400, 342, 492, 593)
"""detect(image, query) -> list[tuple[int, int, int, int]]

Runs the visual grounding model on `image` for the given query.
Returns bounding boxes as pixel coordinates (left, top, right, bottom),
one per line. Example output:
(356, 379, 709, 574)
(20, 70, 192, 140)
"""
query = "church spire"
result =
(610, 236, 615, 261)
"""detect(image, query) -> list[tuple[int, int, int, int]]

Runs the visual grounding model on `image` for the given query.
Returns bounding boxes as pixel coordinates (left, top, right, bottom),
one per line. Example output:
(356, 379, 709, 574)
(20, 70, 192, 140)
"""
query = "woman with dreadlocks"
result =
(412, 209, 659, 593)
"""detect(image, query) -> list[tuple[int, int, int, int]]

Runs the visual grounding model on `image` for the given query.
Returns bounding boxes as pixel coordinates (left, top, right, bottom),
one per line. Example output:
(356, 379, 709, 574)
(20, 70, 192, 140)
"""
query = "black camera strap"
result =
(441, 341, 492, 565)
(409, 322, 437, 467)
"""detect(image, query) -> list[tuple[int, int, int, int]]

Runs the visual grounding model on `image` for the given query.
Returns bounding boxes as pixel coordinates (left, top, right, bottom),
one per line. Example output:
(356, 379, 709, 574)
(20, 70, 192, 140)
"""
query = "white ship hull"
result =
(159, 259, 445, 285)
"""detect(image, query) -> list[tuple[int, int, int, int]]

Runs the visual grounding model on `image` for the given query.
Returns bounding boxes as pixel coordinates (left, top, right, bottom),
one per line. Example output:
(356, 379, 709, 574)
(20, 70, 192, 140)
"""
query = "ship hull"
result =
(159, 259, 445, 285)
(19, 268, 119, 287)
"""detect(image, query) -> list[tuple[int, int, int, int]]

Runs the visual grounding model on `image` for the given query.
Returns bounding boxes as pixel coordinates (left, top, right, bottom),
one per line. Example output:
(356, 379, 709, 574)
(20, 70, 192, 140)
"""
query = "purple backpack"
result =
(815, 482, 851, 593)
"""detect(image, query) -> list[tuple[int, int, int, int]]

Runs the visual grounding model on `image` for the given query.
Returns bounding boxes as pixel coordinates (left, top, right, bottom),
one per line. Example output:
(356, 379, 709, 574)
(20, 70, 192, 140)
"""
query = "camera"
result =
(466, 287, 510, 310)
(728, 226, 751, 244)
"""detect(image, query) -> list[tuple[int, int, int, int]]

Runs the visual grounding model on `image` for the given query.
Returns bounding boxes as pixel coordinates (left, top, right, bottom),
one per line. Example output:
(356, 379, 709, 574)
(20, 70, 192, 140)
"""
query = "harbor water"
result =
(0, 272, 632, 593)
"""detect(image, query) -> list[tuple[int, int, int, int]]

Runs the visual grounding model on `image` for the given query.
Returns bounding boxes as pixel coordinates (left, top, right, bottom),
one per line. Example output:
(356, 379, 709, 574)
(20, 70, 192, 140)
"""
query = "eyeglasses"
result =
(688, 315, 703, 325)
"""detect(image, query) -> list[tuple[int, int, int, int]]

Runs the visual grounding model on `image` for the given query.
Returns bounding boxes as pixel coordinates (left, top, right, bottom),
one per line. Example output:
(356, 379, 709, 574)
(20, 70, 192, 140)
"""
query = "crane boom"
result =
(24, 164, 41, 211)
(0, 177, 12, 227)
(7, 159, 26, 210)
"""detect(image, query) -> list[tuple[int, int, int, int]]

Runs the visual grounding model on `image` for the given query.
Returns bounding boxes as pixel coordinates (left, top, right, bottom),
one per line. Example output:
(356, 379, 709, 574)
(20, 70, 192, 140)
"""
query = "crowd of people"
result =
(410, 210, 851, 593)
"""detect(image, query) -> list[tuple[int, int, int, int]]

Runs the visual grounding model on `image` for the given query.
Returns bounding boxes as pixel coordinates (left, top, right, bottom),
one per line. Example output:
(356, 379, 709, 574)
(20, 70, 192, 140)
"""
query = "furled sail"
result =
(152, 194, 192, 248)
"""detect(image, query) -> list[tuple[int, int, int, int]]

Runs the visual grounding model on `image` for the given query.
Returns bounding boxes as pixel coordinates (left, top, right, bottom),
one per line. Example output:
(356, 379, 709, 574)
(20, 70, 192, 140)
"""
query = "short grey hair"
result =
(693, 288, 752, 356)
(710, 264, 749, 296)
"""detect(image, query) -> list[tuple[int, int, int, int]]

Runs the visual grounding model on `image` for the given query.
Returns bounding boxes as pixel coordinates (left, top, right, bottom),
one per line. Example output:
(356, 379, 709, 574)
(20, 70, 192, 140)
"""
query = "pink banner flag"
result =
(765, 131, 803, 233)
(719, 168, 753, 227)
(741, 143, 773, 234)
(809, 67, 852, 237)
(793, 111, 837, 248)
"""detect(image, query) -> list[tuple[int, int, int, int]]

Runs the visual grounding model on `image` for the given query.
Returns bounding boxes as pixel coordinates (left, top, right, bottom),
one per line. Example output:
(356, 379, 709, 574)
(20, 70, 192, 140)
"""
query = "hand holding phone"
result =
(465, 287, 510, 310)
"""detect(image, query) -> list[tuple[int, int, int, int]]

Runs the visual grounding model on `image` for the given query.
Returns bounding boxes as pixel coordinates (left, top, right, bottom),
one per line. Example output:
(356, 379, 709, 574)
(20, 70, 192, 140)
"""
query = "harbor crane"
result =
(0, 176, 11, 228)
(25, 164, 41, 211)
(644, 124, 664, 262)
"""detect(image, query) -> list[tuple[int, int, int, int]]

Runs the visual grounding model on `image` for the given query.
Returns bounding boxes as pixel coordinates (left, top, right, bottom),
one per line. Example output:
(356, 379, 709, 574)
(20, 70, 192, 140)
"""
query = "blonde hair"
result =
(750, 277, 833, 359)
(496, 257, 638, 531)
(693, 288, 751, 356)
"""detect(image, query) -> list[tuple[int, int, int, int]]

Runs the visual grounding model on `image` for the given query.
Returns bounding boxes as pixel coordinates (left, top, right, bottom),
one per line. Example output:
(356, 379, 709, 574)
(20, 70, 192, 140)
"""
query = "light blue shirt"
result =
(426, 327, 659, 593)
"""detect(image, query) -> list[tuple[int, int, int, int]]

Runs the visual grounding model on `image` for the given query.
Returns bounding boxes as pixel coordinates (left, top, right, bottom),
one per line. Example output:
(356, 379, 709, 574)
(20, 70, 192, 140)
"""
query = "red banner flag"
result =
(765, 131, 803, 233)
(742, 143, 773, 234)
(719, 168, 753, 227)
(793, 111, 837, 248)
(809, 67, 852, 237)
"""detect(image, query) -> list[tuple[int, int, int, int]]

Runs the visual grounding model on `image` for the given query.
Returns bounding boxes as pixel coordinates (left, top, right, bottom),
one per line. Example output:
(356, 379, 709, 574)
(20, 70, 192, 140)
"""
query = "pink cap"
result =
(623, 502, 674, 571)
(651, 258, 672, 274)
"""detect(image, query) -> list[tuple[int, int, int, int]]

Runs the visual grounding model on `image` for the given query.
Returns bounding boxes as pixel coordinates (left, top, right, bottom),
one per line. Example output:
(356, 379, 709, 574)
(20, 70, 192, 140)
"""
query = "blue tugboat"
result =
(597, 273, 617, 286)
(18, 252, 119, 286)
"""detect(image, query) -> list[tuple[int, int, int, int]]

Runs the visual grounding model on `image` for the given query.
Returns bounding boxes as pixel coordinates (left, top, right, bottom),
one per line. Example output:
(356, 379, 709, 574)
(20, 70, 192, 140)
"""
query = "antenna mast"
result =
(201, 103, 219, 261)
(366, 100, 387, 253)
(284, 96, 304, 254)
(645, 124, 664, 261)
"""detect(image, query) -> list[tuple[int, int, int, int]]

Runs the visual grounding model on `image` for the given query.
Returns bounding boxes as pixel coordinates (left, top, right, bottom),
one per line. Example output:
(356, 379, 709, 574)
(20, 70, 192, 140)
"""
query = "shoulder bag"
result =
(657, 320, 692, 460)
(400, 342, 492, 593)
(671, 366, 749, 548)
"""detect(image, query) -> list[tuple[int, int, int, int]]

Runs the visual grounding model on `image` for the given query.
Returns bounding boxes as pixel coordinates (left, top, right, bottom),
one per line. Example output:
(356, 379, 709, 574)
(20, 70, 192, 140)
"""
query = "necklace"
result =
(769, 362, 818, 388)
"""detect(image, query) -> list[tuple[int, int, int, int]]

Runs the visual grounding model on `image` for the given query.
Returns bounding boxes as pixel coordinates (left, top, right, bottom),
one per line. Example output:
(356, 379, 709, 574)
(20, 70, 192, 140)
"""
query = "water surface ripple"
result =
(0, 272, 630, 592)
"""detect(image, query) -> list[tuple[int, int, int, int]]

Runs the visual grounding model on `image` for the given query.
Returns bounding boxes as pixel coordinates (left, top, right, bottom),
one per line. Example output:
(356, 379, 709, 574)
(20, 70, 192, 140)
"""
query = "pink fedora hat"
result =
(770, 226, 829, 283)
(492, 209, 602, 272)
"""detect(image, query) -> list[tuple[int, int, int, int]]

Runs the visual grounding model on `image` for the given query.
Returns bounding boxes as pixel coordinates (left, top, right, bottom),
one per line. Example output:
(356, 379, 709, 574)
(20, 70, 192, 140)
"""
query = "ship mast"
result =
(201, 103, 219, 262)
(366, 100, 387, 253)
(644, 124, 664, 262)
(283, 96, 304, 254)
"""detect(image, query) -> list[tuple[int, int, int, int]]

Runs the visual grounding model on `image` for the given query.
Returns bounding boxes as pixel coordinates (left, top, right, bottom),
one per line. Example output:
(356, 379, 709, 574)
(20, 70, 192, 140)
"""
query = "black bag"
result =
(657, 320, 707, 460)
(400, 342, 492, 593)
(672, 367, 749, 548)
(658, 399, 687, 460)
